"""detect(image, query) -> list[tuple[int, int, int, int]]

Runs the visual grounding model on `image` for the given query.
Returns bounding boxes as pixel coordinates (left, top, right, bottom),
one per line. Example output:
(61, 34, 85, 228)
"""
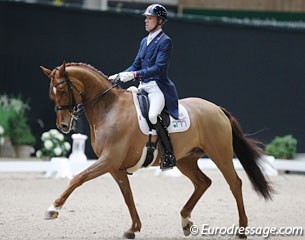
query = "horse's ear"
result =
(40, 66, 52, 77)
(58, 61, 66, 76)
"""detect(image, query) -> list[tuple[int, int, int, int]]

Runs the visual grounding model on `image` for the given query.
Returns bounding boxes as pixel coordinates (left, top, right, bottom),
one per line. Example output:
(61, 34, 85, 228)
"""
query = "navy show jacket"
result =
(126, 31, 179, 119)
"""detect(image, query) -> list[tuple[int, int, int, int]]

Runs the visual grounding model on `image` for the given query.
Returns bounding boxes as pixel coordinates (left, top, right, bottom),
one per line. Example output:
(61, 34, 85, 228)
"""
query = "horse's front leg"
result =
(44, 156, 111, 219)
(111, 170, 141, 239)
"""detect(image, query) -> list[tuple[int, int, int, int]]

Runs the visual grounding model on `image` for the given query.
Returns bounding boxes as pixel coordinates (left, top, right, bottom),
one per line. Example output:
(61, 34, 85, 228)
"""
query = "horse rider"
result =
(109, 4, 179, 171)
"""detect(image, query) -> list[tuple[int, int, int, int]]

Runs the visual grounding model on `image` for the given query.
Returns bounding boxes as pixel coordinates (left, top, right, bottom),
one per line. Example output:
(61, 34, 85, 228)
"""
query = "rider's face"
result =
(145, 15, 158, 32)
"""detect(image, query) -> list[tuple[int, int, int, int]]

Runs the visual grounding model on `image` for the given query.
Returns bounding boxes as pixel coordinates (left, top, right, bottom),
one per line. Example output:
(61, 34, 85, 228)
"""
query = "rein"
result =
(73, 82, 119, 118)
(52, 69, 119, 120)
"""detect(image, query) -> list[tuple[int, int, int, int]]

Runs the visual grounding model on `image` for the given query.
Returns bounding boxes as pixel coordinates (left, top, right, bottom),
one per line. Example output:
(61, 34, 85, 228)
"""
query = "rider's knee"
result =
(149, 113, 158, 125)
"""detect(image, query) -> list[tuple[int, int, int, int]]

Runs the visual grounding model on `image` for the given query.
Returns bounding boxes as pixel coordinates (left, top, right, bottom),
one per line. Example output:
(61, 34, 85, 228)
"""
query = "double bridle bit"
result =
(51, 70, 118, 120)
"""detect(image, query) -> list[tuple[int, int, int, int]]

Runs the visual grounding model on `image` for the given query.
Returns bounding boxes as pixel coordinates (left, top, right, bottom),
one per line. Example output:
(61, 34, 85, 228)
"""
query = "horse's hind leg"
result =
(210, 152, 248, 239)
(176, 156, 212, 236)
(111, 170, 141, 240)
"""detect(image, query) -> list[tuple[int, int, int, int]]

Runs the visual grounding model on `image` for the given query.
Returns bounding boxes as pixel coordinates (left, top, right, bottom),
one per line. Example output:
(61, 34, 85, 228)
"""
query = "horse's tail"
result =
(221, 107, 274, 200)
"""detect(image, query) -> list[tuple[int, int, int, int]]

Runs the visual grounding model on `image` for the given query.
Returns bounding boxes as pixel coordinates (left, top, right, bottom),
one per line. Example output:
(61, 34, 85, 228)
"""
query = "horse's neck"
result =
(69, 67, 120, 121)
(71, 68, 108, 95)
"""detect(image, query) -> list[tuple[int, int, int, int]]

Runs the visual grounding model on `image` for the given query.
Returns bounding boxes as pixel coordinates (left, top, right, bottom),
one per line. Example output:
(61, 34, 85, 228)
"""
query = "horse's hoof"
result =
(44, 211, 59, 220)
(123, 231, 135, 239)
(237, 233, 247, 239)
(182, 221, 193, 236)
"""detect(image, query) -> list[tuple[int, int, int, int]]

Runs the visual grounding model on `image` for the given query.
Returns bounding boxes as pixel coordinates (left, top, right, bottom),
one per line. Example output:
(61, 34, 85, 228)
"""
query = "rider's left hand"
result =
(119, 72, 135, 82)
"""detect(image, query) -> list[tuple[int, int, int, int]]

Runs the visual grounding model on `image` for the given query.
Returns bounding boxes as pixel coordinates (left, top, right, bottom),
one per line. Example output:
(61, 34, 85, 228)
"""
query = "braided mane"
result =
(65, 62, 125, 92)
(66, 62, 109, 79)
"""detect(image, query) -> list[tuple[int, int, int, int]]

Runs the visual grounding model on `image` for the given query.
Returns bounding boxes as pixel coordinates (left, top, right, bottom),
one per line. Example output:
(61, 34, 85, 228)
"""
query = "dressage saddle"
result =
(137, 89, 176, 170)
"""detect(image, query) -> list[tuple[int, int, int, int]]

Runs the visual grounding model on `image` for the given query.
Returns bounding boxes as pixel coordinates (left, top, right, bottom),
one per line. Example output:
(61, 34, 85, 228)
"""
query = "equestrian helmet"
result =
(143, 4, 168, 22)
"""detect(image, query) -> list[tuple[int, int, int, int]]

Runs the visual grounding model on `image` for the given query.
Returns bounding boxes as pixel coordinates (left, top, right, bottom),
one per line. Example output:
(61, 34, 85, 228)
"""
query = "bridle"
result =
(51, 68, 119, 121)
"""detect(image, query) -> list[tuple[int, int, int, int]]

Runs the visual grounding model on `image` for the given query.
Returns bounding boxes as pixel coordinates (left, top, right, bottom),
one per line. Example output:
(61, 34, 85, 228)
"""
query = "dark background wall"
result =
(1, 1, 304, 158)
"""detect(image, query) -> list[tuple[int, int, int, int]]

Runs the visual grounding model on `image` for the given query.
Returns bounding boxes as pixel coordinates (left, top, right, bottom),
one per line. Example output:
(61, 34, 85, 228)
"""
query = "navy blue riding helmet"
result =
(143, 4, 168, 23)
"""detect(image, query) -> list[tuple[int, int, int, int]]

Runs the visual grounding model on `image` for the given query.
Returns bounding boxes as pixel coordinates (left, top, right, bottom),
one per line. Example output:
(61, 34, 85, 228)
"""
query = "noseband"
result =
(51, 68, 118, 120)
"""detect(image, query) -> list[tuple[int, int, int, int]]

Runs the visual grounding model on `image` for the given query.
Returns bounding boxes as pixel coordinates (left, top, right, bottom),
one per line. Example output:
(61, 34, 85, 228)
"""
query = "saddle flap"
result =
(137, 89, 150, 120)
(130, 89, 191, 136)
(136, 89, 170, 129)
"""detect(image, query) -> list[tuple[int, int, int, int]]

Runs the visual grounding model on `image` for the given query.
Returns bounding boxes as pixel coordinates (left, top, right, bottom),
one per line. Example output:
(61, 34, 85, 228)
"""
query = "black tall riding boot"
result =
(154, 115, 176, 171)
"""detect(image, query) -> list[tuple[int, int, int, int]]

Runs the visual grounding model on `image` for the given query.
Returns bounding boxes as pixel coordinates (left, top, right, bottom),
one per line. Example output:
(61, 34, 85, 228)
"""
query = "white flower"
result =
(0, 95, 9, 107)
(44, 140, 53, 150)
(50, 129, 60, 137)
(36, 150, 42, 158)
(41, 132, 50, 141)
(0, 125, 4, 135)
(64, 142, 71, 151)
(37, 128, 70, 158)
(55, 133, 64, 141)
(54, 147, 62, 156)
(10, 98, 27, 112)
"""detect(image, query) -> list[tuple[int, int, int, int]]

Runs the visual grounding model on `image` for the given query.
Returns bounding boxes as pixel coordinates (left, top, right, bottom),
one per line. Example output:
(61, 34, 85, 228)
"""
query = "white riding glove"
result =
(119, 72, 135, 82)
(108, 73, 119, 82)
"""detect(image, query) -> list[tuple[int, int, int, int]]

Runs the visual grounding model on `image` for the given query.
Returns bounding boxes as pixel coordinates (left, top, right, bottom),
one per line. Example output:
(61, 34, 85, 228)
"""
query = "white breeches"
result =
(139, 81, 165, 124)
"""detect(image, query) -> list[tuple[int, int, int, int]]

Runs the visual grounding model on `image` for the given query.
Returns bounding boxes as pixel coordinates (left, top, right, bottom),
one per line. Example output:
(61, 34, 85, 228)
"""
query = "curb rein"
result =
(51, 69, 119, 121)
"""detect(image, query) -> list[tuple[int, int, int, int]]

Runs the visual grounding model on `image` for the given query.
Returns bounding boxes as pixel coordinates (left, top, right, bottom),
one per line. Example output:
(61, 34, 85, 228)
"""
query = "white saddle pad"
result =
(129, 87, 190, 135)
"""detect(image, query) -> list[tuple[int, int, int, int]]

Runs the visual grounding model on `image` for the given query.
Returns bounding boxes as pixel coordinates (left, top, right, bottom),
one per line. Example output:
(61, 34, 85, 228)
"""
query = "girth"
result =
(131, 89, 170, 171)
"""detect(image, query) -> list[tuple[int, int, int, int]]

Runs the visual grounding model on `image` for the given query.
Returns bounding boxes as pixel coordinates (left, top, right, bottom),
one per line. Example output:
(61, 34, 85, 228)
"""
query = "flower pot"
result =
(14, 145, 34, 158)
(0, 137, 16, 158)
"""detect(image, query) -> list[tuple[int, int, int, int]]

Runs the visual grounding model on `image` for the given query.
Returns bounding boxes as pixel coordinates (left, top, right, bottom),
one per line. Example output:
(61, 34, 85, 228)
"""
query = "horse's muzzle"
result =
(58, 123, 70, 133)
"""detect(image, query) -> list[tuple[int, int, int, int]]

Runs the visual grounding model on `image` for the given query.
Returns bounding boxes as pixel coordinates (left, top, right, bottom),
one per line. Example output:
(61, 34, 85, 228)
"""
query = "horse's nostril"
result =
(60, 123, 69, 130)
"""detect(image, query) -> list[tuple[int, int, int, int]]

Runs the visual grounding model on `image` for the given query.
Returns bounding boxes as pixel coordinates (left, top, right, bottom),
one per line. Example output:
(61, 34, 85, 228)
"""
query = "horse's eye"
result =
(59, 89, 67, 95)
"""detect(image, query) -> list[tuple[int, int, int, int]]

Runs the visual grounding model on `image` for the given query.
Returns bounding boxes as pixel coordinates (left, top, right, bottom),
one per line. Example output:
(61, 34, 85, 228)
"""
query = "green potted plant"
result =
(0, 95, 15, 136)
(8, 110, 36, 158)
(0, 124, 5, 156)
(0, 94, 23, 158)
(265, 135, 297, 159)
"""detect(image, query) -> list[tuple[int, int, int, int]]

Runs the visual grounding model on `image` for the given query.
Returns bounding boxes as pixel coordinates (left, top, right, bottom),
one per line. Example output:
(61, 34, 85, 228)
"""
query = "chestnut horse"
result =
(41, 62, 273, 239)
